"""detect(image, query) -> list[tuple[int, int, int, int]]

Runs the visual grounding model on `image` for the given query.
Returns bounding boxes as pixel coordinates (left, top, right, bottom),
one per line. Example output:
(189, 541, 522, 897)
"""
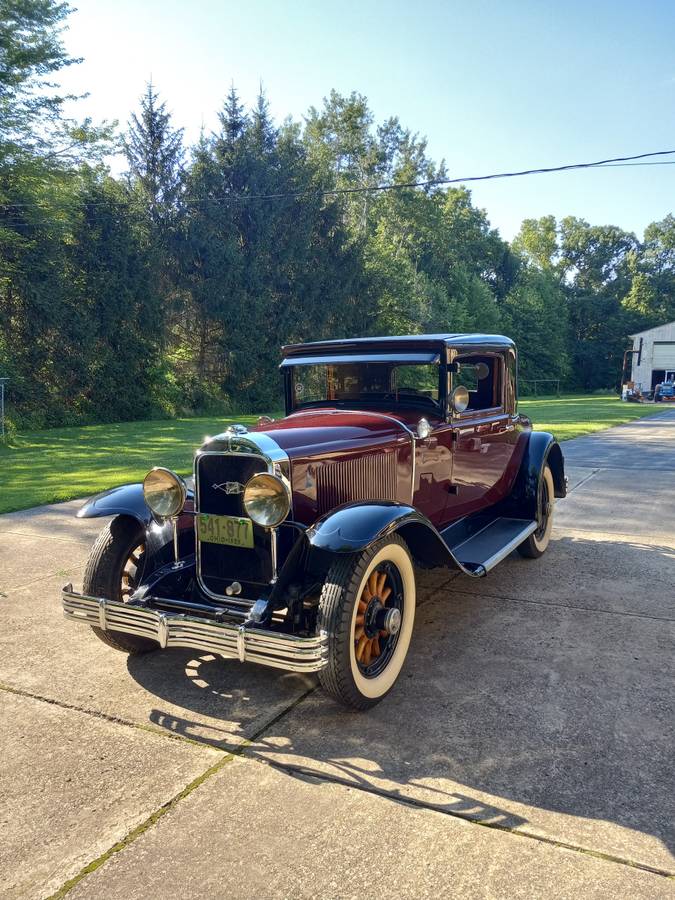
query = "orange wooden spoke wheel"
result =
(354, 567, 398, 670)
(120, 543, 145, 600)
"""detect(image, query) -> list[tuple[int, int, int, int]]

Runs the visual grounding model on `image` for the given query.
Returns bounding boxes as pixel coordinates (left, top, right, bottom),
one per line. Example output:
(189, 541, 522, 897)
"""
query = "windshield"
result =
(290, 361, 441, 412)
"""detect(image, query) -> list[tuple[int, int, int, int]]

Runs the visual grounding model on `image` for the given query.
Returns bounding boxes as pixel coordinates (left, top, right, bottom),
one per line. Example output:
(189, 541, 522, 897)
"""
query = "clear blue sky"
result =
(59, 0, 675, 239)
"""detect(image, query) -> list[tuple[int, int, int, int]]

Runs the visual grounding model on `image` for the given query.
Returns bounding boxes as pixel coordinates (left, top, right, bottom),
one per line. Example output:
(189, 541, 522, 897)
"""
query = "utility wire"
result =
(1, 148, 674, 222)
(196, 148, 675, 204)
(604, 160, 675, 167)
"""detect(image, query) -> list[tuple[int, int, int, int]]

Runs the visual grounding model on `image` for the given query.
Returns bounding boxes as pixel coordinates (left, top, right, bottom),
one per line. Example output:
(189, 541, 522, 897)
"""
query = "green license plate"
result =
(198, 514, 254, 548)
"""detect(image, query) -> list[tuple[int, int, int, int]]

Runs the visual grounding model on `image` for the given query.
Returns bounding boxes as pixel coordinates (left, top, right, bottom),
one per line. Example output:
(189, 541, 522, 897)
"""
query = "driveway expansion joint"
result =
(44, 684, 317, 899)
(0, 682, 220, 751)
(566, 468, 601, 492)
(46, 752, 238, 900)
(553, 525, 675, 541)
(248, 759, 674, 880)
(446, 588, 675, 623)
(0, 528, 94, 545)
(1, 564, 84, 595)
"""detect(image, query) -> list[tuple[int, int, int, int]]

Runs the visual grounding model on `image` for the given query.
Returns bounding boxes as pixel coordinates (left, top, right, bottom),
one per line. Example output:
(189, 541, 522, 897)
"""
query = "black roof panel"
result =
(282, 333, 515, 357)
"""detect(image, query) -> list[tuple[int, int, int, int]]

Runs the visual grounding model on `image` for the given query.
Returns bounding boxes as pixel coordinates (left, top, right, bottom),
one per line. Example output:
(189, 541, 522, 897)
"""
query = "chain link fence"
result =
(519, 378, 561, 397)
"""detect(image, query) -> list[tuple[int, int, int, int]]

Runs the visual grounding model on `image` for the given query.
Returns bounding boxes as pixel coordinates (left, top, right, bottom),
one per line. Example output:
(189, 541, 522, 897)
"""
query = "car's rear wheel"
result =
(518, 463, 555, 559)
(83, 516, 157, 654)
(318, 535, 416, 710)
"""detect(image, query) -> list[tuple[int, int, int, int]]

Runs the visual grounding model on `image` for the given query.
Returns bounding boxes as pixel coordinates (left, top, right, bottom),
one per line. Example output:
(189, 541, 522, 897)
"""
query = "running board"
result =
(441, 516, 537, 577)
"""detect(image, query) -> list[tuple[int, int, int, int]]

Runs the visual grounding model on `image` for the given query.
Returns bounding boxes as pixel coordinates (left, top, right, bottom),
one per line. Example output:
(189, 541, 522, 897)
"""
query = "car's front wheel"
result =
(83, 516, 157, 655)
(318, 535, 416, 710)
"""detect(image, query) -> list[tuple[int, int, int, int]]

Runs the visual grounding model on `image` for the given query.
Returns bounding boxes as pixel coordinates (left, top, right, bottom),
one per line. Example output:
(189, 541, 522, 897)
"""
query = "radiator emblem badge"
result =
(213, 481, 245, 495)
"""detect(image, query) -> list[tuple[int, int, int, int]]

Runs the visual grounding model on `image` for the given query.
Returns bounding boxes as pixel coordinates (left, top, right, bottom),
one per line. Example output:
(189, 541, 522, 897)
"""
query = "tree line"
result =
(2, 0, 675, 431)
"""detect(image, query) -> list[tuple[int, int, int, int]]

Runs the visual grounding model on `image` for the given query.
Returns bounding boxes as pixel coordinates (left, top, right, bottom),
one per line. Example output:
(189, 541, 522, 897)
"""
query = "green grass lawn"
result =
(518, 394, 664, 441)
(0, 396, 665, 515)
(0, 414, 265, 515)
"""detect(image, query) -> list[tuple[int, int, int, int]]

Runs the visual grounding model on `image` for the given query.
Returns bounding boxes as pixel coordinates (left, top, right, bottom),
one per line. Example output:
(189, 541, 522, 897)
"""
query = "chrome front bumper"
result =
(62, 585, 328, 674)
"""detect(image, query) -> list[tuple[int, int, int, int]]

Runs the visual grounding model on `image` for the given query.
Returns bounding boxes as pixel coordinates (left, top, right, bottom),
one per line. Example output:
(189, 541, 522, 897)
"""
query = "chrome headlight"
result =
(143, 467, 187, 518)
(243, 473, 290, 528)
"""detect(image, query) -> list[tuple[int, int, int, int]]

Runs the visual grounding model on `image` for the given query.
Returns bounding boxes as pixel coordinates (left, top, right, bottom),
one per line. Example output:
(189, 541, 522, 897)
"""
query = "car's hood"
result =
(253, 408, 416, 459)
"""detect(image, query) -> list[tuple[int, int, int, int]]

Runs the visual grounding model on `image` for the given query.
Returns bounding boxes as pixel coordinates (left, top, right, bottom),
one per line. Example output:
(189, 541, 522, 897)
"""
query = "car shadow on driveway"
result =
(125, 534, 675, 870)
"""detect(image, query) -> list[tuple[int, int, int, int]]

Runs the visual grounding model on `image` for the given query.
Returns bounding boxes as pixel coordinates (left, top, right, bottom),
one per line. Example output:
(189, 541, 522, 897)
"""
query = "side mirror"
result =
(451, 385, 470, 414)
(475, 362, 490, 380)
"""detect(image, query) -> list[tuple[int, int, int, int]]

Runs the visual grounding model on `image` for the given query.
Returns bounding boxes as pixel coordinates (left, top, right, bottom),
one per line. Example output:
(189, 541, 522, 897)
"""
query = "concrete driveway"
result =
(1, 410, 673, 899)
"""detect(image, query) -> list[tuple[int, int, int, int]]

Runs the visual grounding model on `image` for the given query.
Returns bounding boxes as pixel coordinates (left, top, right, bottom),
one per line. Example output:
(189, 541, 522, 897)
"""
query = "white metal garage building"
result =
(629, 320, 675, 392)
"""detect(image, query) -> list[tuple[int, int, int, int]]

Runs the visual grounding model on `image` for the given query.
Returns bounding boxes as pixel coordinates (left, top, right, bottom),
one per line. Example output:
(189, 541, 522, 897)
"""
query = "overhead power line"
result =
(196, 148, 675, 204)
(604, 160, 675, 167)
(1, 148, 674, 222)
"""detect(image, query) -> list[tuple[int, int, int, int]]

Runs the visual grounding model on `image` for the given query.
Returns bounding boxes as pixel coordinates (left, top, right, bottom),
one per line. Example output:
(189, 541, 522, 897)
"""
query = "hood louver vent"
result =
(316, 452, 397, 515)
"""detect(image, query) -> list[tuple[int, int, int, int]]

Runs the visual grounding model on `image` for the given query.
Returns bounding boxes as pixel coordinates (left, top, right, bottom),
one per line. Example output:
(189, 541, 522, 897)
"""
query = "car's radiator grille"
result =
(196, 453, 273, 593)
(316, 452, 397, 515)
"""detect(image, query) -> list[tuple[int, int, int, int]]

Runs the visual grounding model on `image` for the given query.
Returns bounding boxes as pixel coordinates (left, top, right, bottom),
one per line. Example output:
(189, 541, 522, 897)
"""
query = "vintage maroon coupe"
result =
(62, 334, 566, 708)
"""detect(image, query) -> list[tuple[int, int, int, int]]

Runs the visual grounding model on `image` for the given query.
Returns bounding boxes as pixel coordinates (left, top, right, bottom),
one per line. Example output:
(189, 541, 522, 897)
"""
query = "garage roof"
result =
(628, 320, 675, 339)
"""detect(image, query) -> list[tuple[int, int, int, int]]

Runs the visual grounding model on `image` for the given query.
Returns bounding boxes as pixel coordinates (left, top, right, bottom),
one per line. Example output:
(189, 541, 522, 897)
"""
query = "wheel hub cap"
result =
(382, 607, 401, 635)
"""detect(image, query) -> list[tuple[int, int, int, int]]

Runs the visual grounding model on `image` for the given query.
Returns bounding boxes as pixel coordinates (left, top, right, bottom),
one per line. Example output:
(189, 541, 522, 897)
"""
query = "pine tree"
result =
(124, 81, 184, 225)
(215, 86, 248, 159)
(250, 87, 276, 153)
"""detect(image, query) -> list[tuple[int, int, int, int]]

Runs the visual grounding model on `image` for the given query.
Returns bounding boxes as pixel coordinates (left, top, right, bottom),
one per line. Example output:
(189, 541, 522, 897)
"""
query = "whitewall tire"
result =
(518, 464, 555, 559)
(318, 535, 416, 709)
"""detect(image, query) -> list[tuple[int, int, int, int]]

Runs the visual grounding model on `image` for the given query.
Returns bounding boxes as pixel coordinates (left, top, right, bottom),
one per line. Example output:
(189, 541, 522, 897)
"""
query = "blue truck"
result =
(654, 379, 675, 402)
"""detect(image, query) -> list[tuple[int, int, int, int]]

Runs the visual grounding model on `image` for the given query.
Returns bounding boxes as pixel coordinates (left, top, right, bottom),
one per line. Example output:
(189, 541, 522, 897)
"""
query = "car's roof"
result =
(282, 333, 515, 357)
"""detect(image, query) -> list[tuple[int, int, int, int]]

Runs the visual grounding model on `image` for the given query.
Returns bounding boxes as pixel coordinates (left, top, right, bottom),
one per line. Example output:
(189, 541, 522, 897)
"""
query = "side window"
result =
(454, 354, 503, 413)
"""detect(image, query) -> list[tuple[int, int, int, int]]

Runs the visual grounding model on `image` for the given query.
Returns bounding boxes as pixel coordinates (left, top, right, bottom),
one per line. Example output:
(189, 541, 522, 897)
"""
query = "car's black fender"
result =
(500, 430, 566, 521)
(77, 483, 157, 526)
(77, 483, 195, 563)
(306, 501, 472, 573)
